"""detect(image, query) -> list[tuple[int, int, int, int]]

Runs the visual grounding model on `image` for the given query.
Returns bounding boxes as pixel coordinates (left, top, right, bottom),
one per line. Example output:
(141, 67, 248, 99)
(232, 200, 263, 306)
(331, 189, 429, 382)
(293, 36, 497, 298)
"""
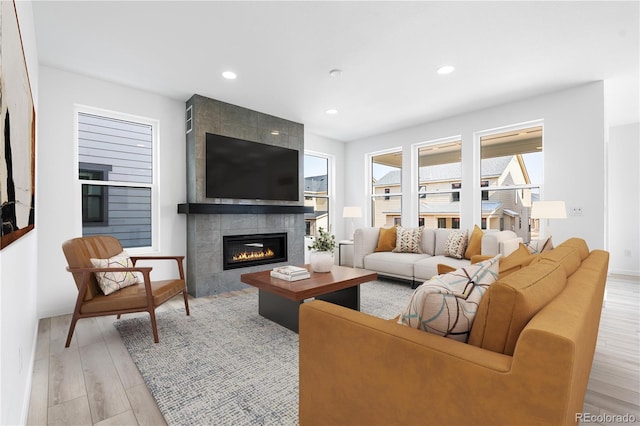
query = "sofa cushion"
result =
(392, 226, 423, 254)
(364, 252, 429, 279)
(467, 260, 566, 355)
(434, 229, 452, 256)
(464, 225, 484, 259)
(420, 228, 436, 256)
(374, 226, 397, 252)
(444, 229, 468, 259)
(414, 255, 470, 281)
(90, 251, 143, 295)
(529, 245, 582, 278)
(557, 237, 590, 261)
(398, 255, 501, 342)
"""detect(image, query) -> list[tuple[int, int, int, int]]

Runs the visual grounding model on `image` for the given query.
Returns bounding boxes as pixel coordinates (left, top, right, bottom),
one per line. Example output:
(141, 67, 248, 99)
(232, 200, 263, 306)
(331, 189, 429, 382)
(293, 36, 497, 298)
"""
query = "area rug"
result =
(115, 279, 414, 426)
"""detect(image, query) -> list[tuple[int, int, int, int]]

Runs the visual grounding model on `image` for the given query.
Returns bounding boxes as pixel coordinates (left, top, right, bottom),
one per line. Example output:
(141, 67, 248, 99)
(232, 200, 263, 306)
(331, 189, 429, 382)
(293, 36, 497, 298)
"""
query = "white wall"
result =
(345, 82, 607, 251)
(1, 2, 40, 425)
(608, 123, 640, 276)
(37, 66, 187, 319)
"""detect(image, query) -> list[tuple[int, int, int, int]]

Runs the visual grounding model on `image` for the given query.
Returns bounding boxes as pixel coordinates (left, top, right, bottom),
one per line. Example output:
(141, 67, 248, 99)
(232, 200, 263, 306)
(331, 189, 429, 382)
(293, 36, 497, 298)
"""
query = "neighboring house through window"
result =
(304, 153, 331, 237)
(370, 149, 402, 227)
(416, 138, 462, 229)
(77, 110, 156, 249)
(479, 123, 543, 241)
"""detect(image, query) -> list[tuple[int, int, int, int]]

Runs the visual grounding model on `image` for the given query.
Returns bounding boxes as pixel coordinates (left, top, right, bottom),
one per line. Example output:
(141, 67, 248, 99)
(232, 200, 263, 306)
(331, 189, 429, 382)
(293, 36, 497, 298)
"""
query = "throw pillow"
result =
(392, 226, 423, 254)
(526, 237, 553, 254)
(90, 251, 143, 295)
(444, 229, 468, 259)
(374, 227, 397, 252)
(464, 225, 484, 259)
(398, 255, 501, 342)
(499, 243, 535, 278)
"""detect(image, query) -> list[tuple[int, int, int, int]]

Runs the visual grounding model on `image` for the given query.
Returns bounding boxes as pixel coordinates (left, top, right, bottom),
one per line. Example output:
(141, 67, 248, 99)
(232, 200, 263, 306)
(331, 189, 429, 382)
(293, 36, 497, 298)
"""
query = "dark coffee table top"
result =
(240, 264, 377, 301)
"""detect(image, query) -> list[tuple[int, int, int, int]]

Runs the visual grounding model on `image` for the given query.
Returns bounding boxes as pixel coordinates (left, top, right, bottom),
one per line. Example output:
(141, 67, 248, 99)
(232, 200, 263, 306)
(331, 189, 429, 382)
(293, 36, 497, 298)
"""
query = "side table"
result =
(338, 240, 354, 267)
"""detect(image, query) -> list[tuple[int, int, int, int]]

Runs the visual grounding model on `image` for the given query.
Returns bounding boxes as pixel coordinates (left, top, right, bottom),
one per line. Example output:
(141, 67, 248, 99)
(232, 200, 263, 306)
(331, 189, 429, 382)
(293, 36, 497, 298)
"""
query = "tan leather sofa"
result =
(299, 238, 609, 425)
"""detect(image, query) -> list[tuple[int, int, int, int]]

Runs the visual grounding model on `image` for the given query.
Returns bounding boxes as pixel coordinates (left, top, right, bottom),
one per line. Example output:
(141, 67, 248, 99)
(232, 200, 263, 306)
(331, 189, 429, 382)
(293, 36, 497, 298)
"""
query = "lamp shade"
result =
(343, 206, 363, 218)
(531, 201, 567, 219)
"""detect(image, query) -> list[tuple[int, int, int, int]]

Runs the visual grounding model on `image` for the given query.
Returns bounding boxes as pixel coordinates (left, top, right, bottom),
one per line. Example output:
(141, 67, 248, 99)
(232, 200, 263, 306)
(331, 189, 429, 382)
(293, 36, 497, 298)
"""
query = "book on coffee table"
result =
(272, 266, 308, 275)
(270, 270, 310, 281)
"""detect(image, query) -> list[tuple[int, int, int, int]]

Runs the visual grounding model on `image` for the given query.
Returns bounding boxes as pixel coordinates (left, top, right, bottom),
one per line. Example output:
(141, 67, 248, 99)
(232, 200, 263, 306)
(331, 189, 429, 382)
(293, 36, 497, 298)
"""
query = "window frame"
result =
(412, 136, 462, 229)
(368, 147, 403, 228)
(475, 119, 544, 239)
(303, 151, 334, 236)
(75, 105, 160, 252)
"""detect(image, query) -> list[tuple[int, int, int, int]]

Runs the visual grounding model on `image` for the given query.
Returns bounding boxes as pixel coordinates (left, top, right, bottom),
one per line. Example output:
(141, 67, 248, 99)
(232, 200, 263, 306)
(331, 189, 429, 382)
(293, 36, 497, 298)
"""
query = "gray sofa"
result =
(353, 227, 520, 285)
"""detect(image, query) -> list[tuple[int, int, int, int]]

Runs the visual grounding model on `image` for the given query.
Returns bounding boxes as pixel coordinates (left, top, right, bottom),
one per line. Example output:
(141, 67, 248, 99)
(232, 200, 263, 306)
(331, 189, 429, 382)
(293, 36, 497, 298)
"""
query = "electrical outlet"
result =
(569, 206, 583, 216)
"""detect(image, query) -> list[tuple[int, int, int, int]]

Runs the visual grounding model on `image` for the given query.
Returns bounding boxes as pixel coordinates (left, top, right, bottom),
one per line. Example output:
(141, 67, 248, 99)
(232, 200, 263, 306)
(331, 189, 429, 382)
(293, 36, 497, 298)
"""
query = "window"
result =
(416, 139, 462, 229)
(370, 149, 402, 227)
(77, 111, 156, 249)
(304, 153, 330, 237)
(480, 124, 542, 242)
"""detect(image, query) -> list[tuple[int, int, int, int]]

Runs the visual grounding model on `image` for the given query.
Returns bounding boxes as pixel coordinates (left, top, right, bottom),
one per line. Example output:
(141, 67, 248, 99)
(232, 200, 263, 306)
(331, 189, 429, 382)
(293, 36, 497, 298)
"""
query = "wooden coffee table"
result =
(240, 264, 377, 332)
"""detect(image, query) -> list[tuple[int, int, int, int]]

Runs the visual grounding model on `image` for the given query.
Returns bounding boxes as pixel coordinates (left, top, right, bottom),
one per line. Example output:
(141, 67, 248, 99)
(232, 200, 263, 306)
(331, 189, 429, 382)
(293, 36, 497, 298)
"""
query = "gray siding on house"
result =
(78, 113, 154, 248)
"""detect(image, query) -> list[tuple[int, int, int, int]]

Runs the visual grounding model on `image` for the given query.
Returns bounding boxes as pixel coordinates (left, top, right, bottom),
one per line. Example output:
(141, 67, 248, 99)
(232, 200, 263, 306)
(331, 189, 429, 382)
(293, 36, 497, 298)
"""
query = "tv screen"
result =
(205, 133, 299, 201)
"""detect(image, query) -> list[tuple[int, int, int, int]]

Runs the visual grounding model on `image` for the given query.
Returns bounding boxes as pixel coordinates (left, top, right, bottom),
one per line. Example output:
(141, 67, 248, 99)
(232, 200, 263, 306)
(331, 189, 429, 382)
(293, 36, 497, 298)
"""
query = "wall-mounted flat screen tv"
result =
(205, 133, 299, 201)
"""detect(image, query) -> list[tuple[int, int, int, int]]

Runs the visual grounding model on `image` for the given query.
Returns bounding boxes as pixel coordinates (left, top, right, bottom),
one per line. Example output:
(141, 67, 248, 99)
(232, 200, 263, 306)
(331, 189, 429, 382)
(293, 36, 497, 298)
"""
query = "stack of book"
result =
(270, 265, 311, 281)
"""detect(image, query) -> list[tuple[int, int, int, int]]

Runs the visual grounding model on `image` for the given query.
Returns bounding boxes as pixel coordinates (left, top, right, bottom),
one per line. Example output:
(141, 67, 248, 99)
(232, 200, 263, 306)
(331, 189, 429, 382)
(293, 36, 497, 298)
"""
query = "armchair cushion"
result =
(398, 254, 501, 342)
(90, 251, 143, 295)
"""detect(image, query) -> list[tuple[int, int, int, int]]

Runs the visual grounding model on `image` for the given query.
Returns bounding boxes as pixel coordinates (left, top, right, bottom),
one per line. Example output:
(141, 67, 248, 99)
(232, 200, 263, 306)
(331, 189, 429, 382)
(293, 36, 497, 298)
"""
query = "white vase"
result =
(309, 250, 334, 273)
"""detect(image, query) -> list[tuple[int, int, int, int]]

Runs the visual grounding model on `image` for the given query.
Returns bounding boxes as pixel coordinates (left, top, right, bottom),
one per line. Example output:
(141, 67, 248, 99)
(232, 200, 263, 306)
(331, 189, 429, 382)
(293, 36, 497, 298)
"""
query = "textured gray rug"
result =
(115, 279, 413, 426)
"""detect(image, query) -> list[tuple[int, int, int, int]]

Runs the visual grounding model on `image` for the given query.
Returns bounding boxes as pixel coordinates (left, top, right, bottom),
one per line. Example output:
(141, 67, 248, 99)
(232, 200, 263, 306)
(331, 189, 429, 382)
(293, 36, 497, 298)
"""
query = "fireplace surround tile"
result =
(183, 95, 306, 297)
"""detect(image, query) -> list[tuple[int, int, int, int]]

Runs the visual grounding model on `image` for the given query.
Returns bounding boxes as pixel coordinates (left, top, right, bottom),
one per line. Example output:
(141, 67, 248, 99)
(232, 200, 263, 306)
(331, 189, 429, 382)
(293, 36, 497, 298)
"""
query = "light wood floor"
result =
(26, 277, 639, 426)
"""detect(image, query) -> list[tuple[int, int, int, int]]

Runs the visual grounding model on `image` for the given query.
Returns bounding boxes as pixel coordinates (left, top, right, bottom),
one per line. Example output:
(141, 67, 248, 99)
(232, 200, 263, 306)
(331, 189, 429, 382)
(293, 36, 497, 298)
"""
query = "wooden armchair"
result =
(61, 235, 190, 347)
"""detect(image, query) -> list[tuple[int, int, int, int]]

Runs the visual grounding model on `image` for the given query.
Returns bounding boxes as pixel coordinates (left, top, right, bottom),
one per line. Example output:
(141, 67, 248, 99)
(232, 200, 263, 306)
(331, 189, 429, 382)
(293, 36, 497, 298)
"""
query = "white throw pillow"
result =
(90, 251, 143, 295)
(398, 254, 501, 342)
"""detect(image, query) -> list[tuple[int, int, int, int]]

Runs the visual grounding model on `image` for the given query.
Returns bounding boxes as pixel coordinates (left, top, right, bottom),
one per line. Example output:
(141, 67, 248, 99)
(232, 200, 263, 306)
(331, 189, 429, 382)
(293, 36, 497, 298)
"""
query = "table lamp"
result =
(531, 200, 566, 239)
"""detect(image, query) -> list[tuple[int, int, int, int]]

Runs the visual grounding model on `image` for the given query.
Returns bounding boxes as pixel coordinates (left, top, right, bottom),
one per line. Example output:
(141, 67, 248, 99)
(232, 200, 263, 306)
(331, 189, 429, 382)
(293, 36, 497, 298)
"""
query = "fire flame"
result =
(232, 248, 275, 262)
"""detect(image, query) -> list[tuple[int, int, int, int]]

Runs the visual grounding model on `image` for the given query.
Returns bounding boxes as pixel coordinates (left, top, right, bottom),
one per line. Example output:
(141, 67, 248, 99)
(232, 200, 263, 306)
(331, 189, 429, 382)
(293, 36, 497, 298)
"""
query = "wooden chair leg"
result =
(65, 315, 79, 348)
(149, 309, 159, 343)
(183, 291, 190, 316)
(116, 314, 121, 319)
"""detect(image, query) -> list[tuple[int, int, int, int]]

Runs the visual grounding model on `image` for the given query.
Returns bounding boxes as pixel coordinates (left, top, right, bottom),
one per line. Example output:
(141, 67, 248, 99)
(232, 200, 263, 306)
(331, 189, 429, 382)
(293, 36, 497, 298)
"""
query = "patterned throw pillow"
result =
(398, 255, 501, 342)
(444, 229, 468, 259)
(526, 237, 553, 254)
(90, 251, 143, 295)
(392, 226, 423, 253)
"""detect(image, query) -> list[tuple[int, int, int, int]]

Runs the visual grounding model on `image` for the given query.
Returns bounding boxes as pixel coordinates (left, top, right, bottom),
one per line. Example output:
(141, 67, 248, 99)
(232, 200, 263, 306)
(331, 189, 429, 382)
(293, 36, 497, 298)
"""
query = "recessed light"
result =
(329, 69, 343, 78)
(222, 71, 237, 80)
(325, 109, 338, 115)
(271, 130, 280, 135)
(436, 65, 455, 75)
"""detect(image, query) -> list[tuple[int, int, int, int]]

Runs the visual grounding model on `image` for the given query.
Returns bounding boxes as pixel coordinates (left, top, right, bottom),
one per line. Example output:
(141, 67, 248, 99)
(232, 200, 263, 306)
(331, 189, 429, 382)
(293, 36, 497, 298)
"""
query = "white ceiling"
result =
(31, 1, 639, 142)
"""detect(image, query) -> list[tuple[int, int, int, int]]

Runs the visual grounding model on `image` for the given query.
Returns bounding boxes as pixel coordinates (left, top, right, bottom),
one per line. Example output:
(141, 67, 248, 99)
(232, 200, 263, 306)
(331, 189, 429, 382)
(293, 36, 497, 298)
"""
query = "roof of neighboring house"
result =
(415, 201, 503, 214)
(374, 156, 516, 186)
(305, 175, 327, 192)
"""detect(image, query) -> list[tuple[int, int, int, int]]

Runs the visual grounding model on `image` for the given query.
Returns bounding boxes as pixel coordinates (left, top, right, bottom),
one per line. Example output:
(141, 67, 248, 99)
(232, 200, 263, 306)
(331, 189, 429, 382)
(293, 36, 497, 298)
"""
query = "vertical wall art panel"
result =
(0, 0, 35, 249)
